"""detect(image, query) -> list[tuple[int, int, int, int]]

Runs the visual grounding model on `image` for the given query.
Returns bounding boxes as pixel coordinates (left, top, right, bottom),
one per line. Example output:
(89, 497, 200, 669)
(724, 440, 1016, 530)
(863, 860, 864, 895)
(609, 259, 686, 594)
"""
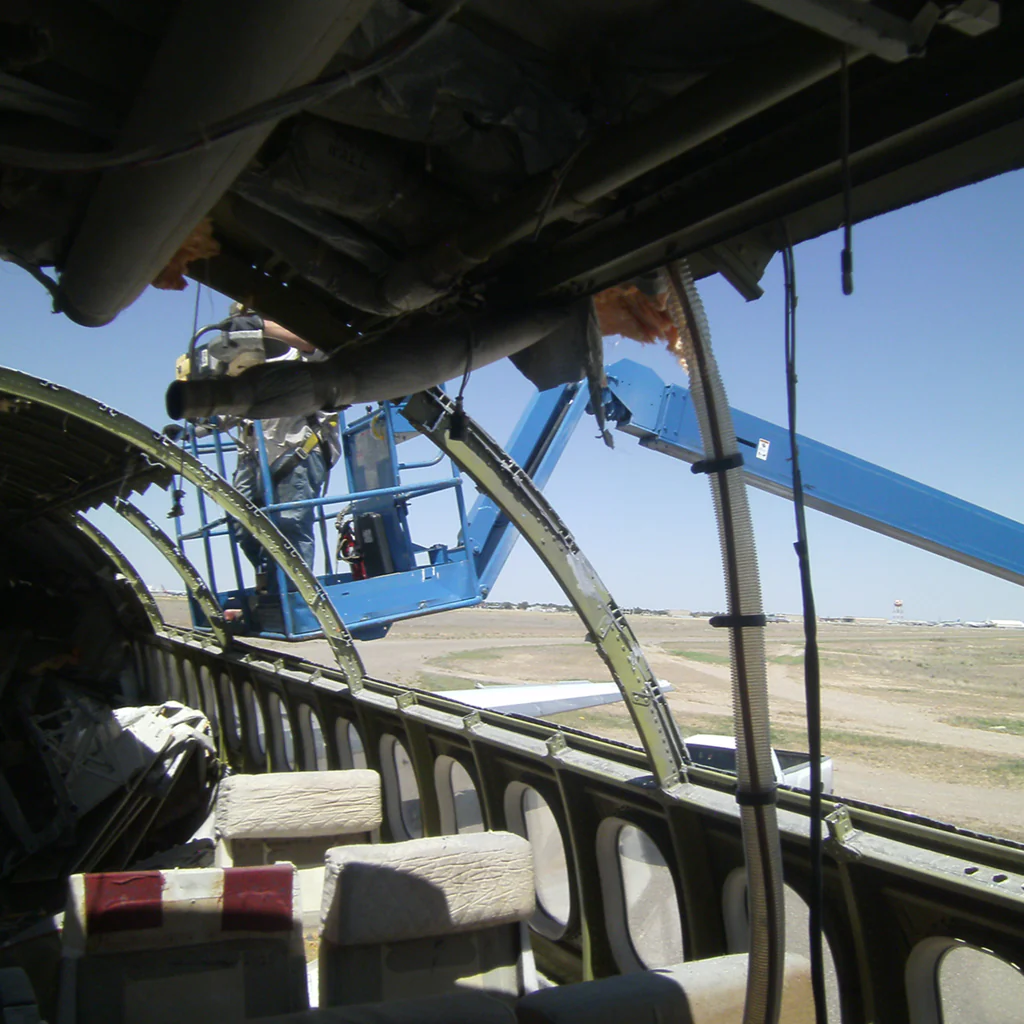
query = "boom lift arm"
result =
(467, 358, 1024, 591)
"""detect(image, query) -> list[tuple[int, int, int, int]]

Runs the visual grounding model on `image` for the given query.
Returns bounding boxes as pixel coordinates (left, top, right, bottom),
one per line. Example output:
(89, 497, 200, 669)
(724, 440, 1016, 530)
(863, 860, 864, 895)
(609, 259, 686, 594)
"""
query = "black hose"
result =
(665, 261, 784, 1024)
(782, 237, 828, 1024)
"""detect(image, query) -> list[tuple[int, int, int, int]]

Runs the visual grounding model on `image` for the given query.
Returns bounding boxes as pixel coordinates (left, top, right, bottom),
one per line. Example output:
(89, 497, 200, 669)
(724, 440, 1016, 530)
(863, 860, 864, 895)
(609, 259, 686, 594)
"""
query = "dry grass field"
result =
(161, 599, 1024, 842)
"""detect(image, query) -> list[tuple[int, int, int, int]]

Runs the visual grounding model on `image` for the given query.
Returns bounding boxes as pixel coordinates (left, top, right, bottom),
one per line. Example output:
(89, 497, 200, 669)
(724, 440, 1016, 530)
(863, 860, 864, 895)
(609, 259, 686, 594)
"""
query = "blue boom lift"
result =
(174, 358, 1024, 641)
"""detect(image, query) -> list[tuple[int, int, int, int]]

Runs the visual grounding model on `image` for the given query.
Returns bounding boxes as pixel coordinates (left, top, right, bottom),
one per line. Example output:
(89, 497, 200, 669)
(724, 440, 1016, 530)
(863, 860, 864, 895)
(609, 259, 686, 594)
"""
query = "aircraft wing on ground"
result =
(437, 679, 671, 719)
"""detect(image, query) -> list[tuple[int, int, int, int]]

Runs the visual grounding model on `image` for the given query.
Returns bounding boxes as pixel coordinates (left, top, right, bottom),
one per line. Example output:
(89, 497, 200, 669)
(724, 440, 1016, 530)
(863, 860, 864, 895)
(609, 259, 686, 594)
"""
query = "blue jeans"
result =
(231, 449, 326, 573)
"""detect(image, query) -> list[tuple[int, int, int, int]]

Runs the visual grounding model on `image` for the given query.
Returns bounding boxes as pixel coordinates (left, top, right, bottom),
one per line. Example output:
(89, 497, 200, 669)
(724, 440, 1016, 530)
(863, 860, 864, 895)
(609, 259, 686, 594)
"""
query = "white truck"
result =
(684, 734, 834, 794)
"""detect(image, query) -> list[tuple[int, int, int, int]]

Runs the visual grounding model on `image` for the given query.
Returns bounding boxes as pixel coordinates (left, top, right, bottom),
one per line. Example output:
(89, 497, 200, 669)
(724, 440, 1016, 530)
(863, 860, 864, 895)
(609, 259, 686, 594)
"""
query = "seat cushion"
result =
(321, 833, 534, 946)
(217, 771, 382, 841)
(58, 866, 307, 1024)
(516, 954, 814, 1024)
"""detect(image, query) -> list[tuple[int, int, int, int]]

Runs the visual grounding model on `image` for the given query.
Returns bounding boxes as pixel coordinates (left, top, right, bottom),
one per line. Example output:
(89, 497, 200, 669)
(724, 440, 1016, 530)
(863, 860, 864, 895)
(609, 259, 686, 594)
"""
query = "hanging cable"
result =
(782, 235, 827, 1024)
(664, 260, 785, 1024)
(0, 0, 466, 173)
(448, 326, 475, 441)
(839, 48, 854, 296)
(170, 282, 204, 518)
(2, 252, 60, 303)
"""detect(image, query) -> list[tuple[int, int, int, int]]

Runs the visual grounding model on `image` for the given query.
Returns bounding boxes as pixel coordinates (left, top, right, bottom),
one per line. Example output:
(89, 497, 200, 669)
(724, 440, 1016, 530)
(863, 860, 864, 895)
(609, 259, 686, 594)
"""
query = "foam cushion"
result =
(516, 954, 814, 1024)
(217, 770, 381, 840)
(321, 833, 534, 946)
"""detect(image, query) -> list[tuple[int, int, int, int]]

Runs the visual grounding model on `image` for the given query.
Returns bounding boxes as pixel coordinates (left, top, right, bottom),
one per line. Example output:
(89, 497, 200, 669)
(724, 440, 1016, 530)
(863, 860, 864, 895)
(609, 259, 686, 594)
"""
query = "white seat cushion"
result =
(217, 770, 381, 841)
(321, 832, 534, 946)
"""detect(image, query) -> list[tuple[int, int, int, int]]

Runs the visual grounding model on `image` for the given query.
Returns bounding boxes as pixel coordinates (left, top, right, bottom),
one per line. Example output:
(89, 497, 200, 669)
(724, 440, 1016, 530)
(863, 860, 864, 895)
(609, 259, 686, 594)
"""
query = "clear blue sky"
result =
(2, 169, 1023, 621)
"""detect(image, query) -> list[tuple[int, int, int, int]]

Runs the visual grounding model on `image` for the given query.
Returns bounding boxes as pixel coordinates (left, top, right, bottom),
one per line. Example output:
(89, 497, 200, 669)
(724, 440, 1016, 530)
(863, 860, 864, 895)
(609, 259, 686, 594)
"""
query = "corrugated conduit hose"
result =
(664, 260, 786, 1024)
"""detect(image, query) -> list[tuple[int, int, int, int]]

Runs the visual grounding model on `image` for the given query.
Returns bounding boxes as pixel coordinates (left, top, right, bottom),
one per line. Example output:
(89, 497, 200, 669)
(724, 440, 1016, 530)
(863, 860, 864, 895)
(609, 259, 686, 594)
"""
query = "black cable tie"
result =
(709, 613, 767, 629)
(735, 787, 778, 807)
(691, 452, 744, 475)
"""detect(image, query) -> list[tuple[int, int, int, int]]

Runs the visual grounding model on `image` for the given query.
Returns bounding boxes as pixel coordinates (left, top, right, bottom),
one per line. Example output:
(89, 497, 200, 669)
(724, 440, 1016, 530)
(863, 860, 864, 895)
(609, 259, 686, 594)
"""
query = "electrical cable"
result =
(0, 0, 466, 173)
(839, 48, 854, 296)
(448, 325, 475, 441)
(782, 236, 828, 1024)
(664, 260, 784, 1024)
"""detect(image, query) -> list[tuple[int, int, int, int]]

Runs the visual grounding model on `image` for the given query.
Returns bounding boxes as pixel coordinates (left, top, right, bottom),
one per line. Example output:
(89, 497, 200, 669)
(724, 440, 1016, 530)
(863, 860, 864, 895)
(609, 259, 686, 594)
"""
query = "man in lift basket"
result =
(173, 303, 340, 588)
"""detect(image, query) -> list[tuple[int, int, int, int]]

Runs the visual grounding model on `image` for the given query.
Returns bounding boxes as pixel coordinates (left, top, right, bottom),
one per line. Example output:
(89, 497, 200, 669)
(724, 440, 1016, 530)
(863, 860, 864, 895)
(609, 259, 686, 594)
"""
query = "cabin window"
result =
(504, 782, 571, 937)
(905, 939, 1024, 1024)
(336, 719, 367, 770)
(198, 667, 219, 735)
(242, 682, 267, 762)
(723, 869, 840, 1021)
(182, 662, 201, 711)
(596, 818, 684, 971)
(615, 823, 684, 970)
(938, 944, 1024, 1023)
(267, 692, 295, 770)
(380, 735, 422, 839)
(434, 755, 484, 834)
(297, 705, 328, 770)
(146, 648, 165, 701)
(163, 651, 184, 703)
(219, 673, 241, 751)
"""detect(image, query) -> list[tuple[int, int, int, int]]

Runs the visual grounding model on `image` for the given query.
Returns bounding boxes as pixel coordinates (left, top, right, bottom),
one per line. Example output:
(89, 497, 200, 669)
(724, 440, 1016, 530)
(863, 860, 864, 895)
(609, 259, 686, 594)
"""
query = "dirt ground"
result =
(161, 600, 1024, 843)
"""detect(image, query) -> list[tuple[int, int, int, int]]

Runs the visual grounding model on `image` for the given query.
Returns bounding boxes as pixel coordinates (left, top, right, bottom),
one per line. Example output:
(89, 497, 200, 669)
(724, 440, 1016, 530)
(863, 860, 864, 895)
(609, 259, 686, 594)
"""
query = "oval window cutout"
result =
(199, 667, 219, 735)
(939, 944, 1024, 1023)
(435, 756, 484, 834)
(298, 705, 328, 771)
(336, 719, 367, 770)
(267, 692, 295, 770)
(242, 682, 266, 762)
(183, 662, 201, 711)
(380, 735, 422, 839)
(722, 868, 841, 1021)
(505, 783, 571, 937)
(617, 824, 684, 969)
(219, 673, 241, 750)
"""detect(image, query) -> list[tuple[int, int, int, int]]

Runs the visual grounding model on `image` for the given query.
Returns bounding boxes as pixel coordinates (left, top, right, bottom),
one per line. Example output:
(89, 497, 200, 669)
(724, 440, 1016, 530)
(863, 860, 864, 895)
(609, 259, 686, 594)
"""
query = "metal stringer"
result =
(70, 512, 164, 631)
(0, 368, 364, 684)
(113, 498, 230, 648)
(403, 388, 688, 789)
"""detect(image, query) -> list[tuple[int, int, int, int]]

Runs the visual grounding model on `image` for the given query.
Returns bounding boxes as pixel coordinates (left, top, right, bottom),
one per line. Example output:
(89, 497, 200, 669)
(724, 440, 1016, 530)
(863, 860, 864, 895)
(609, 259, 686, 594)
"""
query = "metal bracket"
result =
(825, 805, 857, 845)
(546, 733, 569, 757)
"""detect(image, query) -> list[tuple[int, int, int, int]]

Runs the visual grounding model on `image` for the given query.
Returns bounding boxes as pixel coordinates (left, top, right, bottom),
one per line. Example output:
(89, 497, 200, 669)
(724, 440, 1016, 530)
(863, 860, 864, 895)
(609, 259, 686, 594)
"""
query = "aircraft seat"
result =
(318, 832, 537, 1008)
(215, 769, 383, 927)
(56, 864, 307, 1024)
(515, 954, 814, 1024)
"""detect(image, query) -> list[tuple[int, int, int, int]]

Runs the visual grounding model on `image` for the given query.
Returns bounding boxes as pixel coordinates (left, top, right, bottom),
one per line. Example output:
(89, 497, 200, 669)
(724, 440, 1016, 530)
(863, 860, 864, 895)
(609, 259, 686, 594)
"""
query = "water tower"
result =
(892, 598, 904, 622)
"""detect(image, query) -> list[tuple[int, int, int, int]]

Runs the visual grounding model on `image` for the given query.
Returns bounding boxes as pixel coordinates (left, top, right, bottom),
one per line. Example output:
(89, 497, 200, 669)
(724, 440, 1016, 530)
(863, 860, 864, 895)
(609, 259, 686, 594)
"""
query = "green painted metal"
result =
(402, 388, 688, 789)
(70, 513, 164, 631)
(0, 367, 364, 684)
(113, 498, 230, 648)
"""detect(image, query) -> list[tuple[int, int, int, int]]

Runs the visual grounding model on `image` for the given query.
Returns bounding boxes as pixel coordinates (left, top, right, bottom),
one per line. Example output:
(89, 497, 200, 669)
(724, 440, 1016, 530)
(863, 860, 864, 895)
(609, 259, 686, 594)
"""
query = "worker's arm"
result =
(262, 319, 315, 353)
